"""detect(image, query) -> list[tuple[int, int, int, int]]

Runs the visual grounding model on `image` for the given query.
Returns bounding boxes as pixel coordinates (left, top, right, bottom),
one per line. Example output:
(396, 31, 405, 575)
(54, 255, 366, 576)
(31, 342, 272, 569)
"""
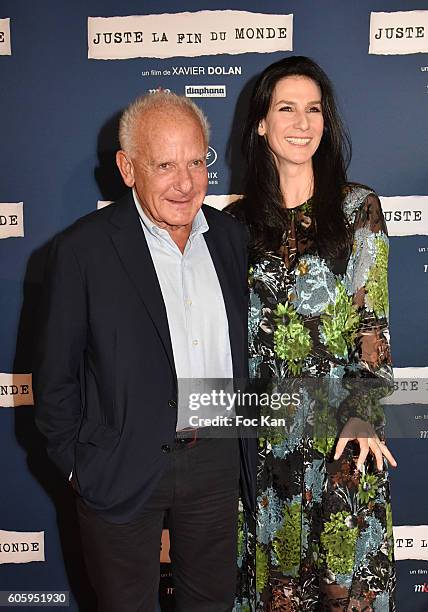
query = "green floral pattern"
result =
(320, 281, 360, 358)
(255, 544, 269, 594)
(321, 511, 359, 575)
(366, 237, 389, 318)
(272, 503, 304, 576)
(273, 302, 313, 374)
(358, 472, 380, 504)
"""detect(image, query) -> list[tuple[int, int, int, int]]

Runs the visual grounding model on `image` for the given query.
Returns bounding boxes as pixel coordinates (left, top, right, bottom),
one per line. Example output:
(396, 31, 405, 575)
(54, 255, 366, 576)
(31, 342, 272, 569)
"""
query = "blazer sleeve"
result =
(33, 233, 87, 477)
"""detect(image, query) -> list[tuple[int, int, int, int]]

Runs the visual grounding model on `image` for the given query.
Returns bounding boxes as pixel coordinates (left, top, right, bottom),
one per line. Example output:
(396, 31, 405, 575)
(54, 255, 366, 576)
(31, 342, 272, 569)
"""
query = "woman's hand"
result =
(333, 417, 397, 471)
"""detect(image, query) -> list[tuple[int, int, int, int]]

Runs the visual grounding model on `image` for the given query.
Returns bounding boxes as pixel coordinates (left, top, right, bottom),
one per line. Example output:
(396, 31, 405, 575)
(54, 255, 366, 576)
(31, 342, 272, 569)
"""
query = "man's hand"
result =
(333, 417, 397, 471)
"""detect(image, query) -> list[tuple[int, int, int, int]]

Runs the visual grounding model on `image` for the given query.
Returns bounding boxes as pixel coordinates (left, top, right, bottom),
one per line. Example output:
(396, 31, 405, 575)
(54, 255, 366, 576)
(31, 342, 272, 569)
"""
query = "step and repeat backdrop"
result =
(1, 1, 427, 610)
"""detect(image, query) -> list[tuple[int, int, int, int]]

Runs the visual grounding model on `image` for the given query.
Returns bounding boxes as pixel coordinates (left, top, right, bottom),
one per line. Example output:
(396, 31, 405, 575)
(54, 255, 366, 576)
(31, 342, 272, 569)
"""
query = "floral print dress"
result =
(234, 185, 395, 611)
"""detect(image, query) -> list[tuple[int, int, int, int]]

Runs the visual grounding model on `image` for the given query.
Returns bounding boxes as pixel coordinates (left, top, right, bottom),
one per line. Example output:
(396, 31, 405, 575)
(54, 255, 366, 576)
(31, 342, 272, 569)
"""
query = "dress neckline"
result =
(283, 197, 313, 214)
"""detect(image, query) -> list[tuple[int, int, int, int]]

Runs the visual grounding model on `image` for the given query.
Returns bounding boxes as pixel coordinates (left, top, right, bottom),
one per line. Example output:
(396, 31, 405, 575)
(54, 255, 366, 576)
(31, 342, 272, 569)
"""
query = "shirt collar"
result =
(132, 188, 208, 239)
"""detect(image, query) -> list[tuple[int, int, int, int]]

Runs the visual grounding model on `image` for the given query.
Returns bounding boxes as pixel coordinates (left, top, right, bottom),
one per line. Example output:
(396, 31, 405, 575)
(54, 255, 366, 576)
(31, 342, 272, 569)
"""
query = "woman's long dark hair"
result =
(242, 56, 352, 260)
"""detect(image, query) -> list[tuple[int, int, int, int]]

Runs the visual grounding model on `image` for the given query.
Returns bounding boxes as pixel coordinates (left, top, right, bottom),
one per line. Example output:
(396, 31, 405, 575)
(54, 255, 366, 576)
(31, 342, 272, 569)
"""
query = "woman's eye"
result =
(279, 106, 292, 112)
(308, 106, 322, 113)
(159, 163, 170, 169)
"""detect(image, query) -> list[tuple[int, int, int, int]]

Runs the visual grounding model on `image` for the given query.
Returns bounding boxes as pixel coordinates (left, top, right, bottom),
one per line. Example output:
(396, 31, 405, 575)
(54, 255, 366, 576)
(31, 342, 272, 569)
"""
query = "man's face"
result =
(118, 108, 208, 232)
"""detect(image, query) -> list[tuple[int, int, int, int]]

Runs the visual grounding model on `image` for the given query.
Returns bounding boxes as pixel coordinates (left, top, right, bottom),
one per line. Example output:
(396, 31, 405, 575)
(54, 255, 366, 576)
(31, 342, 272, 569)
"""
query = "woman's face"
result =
(258, 75, 324, 171)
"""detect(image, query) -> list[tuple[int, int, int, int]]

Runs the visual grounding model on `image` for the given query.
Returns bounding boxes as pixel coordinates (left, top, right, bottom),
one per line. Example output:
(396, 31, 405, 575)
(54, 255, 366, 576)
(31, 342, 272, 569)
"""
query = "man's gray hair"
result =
(118, 92, 210, 157)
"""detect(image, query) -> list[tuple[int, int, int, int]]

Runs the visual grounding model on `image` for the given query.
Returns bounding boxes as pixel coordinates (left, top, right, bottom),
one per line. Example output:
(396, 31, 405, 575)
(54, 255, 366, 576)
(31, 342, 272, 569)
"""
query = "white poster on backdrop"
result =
(380, 196, 428, 237)
(394, 526, 428, 561)
(0, 18, 11, 55)
(88, 11, 293, 59)
(0, 531, 44, 564)
(369, 11, 428, 55)
(0, 203, 24, 239)
(0, 373, 33, 407)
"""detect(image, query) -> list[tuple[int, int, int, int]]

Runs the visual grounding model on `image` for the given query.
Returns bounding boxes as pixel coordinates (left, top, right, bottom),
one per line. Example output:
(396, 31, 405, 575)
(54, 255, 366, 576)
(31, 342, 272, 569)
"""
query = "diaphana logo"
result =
(206, 146, 217, 167)
(88, 11, 292, 60)
(369, 10, 428, 55)
(185, 85, 226, 98)
(0, 18, 11, 55)
(0, 202, 24, 239)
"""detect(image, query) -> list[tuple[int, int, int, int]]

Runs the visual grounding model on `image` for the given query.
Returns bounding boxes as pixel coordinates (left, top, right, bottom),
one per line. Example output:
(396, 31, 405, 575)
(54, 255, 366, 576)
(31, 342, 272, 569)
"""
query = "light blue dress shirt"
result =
(133, 190, 233, 430)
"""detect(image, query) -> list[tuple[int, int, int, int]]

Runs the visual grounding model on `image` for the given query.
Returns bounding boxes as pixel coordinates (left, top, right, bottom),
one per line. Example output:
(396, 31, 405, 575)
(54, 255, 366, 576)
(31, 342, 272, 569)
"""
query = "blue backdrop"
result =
(1, 1, 427, 610)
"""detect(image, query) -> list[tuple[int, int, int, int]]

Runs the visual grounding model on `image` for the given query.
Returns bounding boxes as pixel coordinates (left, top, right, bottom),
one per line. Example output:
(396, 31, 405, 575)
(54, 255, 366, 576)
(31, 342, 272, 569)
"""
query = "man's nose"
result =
(174, 167, 192, 193)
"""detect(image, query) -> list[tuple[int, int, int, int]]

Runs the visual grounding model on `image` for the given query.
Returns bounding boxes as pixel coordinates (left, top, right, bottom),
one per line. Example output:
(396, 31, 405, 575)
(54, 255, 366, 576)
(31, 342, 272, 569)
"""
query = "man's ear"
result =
(116, 150, 135, 187)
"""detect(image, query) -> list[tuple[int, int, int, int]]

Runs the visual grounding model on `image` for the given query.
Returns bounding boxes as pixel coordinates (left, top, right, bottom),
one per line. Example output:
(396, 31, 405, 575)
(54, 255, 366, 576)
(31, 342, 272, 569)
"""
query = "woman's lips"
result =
(285, 137, 312, 146)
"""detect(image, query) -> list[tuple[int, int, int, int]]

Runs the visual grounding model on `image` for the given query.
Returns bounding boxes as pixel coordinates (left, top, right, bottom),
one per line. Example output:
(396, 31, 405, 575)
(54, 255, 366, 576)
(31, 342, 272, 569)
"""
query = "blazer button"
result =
(168, 399, 177, 409)
(161, 444, 170, 453)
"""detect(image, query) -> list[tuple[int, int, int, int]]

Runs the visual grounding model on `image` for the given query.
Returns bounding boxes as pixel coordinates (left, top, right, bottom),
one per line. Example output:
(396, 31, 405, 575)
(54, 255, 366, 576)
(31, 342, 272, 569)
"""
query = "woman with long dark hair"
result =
(231, 56, 396, 611)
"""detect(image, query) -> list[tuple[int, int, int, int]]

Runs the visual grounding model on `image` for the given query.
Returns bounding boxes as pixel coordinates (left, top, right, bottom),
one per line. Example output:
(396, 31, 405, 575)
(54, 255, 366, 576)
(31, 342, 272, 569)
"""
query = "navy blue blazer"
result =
(34, 191, 255, 522)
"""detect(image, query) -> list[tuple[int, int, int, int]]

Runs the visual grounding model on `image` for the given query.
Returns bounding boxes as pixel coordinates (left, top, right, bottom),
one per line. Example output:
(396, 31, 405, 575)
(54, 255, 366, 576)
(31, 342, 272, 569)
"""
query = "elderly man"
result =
(34, 93, 251, 611)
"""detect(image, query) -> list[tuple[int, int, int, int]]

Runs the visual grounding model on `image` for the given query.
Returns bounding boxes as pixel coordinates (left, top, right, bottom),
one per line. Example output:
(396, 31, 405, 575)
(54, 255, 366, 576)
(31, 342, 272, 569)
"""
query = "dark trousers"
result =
(76, 437, 240, 612)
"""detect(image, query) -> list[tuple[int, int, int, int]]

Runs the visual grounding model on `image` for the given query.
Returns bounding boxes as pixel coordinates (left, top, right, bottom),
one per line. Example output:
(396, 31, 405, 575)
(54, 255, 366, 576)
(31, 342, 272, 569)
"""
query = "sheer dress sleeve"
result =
(337, 192, 394, 428)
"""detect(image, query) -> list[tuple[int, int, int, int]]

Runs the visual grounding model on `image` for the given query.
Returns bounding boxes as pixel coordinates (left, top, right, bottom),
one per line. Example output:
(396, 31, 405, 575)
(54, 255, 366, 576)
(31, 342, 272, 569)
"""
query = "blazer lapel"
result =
(108, 193, 176, 379)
